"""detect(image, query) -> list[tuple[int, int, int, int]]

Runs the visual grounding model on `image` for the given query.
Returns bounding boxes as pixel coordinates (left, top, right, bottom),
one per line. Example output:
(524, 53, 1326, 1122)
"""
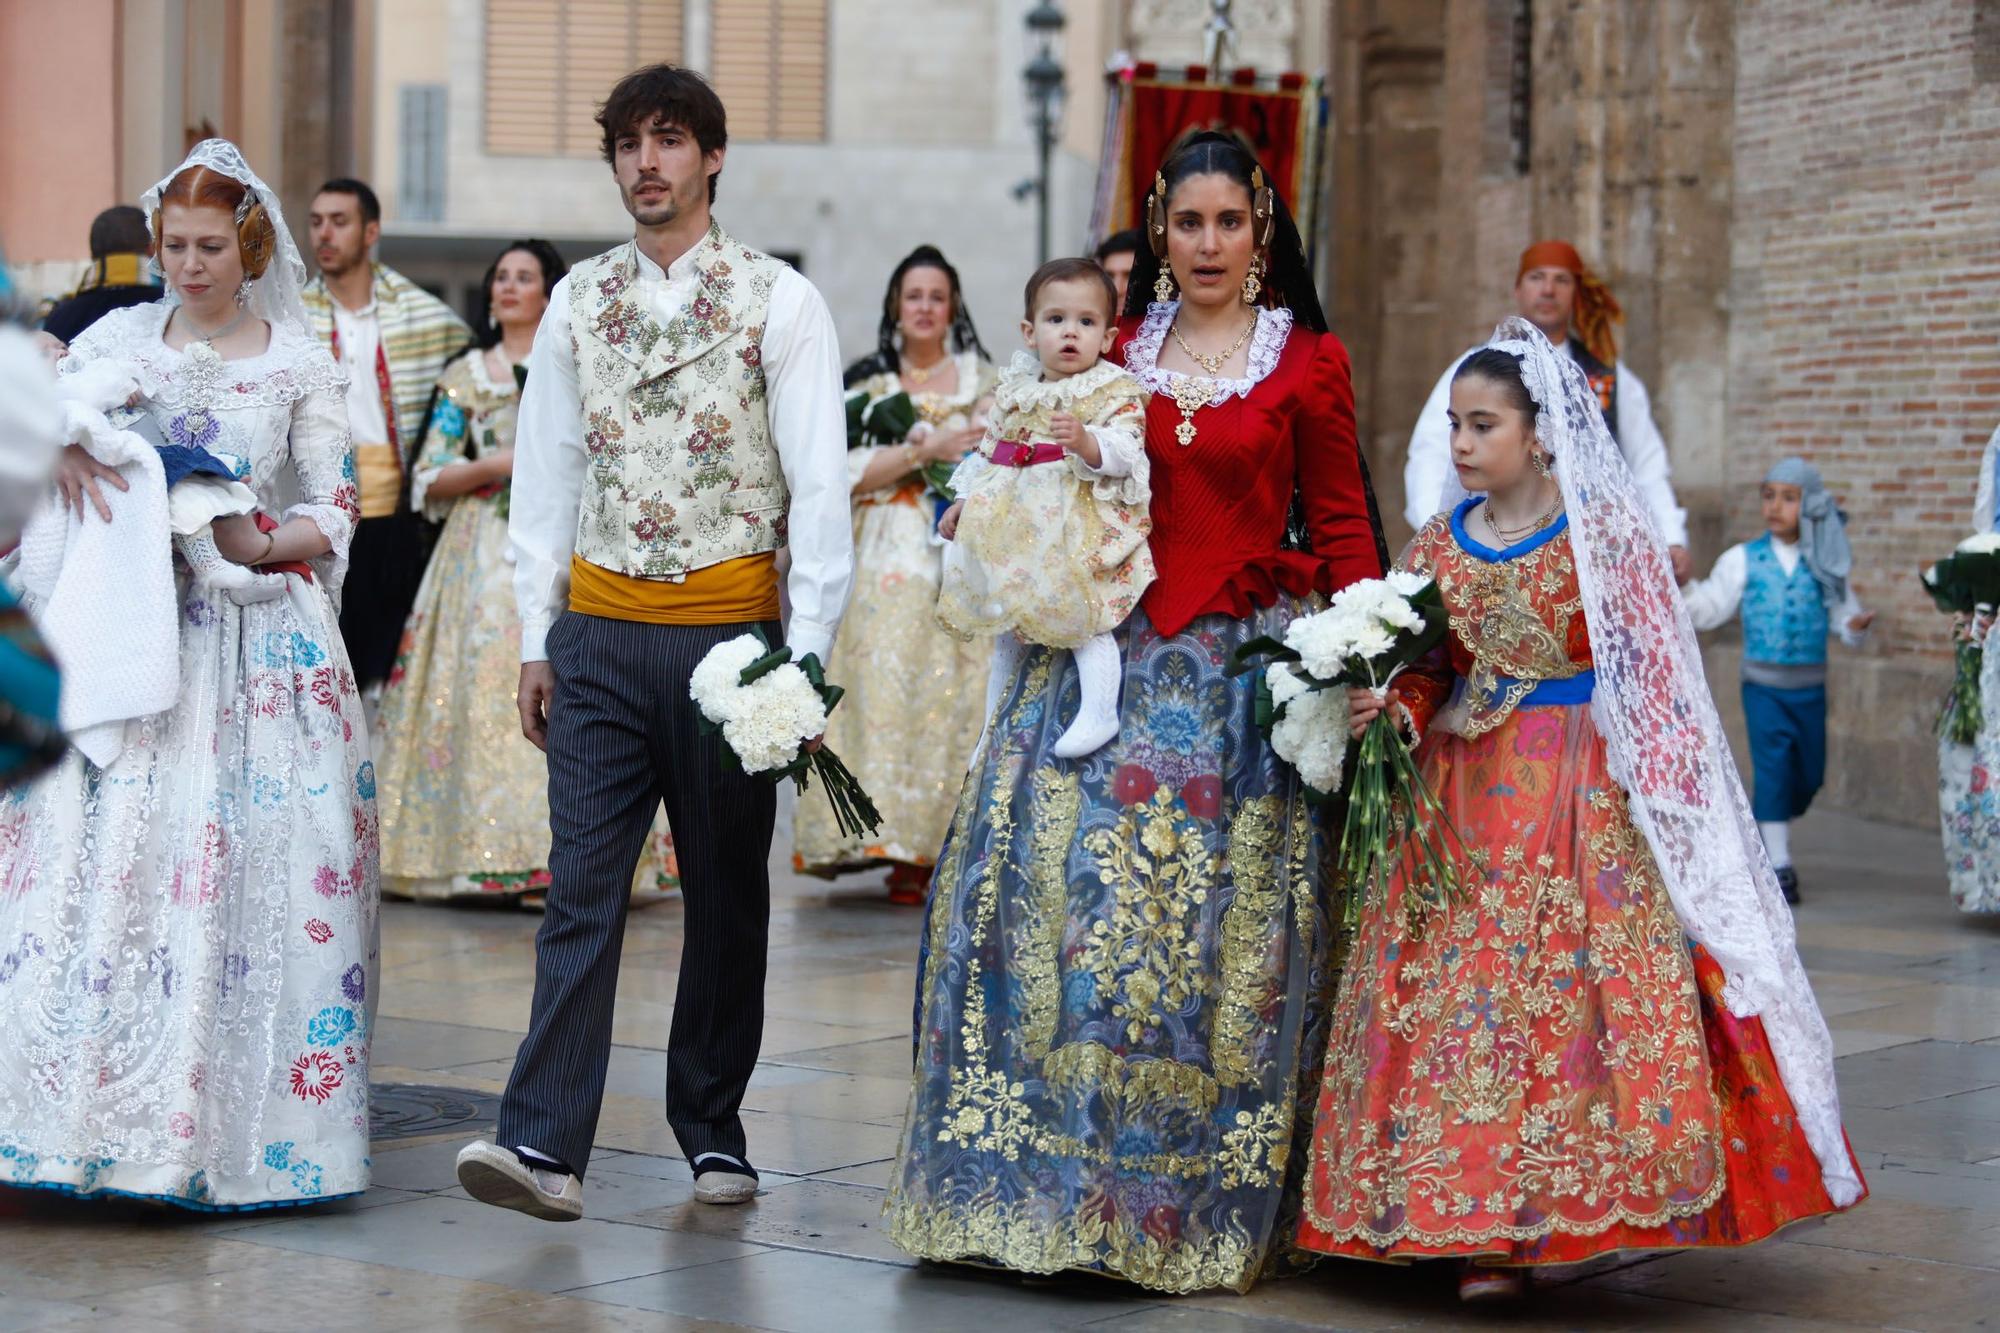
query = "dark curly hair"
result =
(843, 244, 990, 388)
(595, 65, 728, 203)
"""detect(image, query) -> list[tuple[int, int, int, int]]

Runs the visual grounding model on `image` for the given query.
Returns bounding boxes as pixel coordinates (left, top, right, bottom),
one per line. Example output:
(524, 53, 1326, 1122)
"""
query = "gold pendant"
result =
(1169, 375, 1216, 447)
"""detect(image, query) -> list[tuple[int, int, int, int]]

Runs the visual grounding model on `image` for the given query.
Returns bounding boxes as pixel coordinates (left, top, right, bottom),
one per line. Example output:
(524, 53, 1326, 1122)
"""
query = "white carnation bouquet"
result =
(1923, 533, 2000, 744)
(1234, 572, 1465, 926)
(689, 631, 882, 839)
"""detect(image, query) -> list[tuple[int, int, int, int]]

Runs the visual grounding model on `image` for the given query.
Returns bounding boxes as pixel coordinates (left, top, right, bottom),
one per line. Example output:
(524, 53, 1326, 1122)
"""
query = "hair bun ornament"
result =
(1249, 165, 1275, 247)
(235, 186, 255, 226)
(1147, 171, 1170, 258)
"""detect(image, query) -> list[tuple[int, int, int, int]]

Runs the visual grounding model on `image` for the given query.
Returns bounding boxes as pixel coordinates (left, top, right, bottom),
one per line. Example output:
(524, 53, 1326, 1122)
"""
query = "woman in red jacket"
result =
(886, 131, 1387, 1292)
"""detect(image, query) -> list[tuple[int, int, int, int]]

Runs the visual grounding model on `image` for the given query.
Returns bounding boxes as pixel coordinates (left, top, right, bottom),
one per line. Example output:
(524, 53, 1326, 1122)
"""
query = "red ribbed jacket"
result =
(1113, 317, 1384, 636)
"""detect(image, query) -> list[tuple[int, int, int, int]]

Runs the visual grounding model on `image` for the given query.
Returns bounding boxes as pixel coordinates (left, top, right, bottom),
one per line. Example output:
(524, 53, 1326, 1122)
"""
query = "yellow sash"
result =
(568, 552, 780, 625)
(354, 444, 402, 520)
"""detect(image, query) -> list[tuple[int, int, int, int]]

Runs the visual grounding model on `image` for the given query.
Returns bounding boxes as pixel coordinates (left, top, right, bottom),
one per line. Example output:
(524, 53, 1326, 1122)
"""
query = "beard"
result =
(318, 244, 366, 278)
(623, 179, 684, 228)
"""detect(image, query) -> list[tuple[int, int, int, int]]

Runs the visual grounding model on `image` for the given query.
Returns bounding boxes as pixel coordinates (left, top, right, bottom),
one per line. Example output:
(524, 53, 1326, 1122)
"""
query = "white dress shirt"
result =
(330, 295, 390, 445)
(1682, 537, 1869, 646)
(1402, 342, 1688, 546)
(508, 239, 853, 664)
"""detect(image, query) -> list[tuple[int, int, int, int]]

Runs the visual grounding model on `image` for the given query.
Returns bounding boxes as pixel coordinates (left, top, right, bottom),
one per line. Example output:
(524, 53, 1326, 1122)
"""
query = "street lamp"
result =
(1023, 1, 1067, 265)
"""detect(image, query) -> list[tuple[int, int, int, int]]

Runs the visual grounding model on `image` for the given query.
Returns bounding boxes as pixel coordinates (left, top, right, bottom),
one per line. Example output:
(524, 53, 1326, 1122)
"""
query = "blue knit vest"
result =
(1741, 534, 1827, 666)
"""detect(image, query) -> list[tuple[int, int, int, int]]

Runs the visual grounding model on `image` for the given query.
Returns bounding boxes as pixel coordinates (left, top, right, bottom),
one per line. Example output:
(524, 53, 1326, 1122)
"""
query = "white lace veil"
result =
(140, 139, 309, 332)
(1436, 317, 1861, 1207)
(1974, 421, 2000, 535)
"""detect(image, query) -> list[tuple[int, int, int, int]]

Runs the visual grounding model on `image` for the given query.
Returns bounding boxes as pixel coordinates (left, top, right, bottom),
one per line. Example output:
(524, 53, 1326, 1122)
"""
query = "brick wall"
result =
(1726, 0, 2000, 824)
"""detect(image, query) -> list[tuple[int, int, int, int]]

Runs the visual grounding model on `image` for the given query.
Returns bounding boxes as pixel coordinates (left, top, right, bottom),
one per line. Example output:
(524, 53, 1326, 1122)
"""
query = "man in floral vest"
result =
(456, 66, 853, 1218)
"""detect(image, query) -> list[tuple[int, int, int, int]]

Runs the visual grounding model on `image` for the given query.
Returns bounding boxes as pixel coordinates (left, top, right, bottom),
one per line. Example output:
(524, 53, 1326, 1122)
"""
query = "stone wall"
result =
(1323, 0, 2000, 828)
(1324, 0, 1448, 542)
(1723, 0, 2000, 826)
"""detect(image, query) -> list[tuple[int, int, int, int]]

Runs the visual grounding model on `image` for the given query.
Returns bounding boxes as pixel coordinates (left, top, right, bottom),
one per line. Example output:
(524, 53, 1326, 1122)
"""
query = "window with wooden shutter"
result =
(485, 0, 686, 157)
(709, 0, 828, 142)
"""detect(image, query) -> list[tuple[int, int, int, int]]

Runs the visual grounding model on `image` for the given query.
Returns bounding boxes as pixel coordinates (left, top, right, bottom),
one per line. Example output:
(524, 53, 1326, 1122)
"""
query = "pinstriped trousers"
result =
(494, 610, 779, 1177)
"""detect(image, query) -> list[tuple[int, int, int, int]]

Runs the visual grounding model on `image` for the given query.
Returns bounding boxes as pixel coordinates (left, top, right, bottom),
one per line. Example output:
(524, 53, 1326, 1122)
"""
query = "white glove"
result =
(176, 528, 287, 605)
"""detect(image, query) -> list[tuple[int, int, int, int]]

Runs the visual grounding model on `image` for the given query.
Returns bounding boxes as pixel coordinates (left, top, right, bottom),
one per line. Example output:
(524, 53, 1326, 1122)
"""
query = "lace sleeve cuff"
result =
(283, 501, 355, 593)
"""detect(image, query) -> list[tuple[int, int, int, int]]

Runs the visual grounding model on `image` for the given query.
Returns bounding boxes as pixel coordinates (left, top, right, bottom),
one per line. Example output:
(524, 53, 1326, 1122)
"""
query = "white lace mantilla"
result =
(1122, 301, 1293, 403)
(141, 138, 312, 335)
(1438, 317, 1862, 1209)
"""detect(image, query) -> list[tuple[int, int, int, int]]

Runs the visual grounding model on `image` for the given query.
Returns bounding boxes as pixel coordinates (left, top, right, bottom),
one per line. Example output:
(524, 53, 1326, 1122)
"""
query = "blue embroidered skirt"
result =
(886, 600, 1341, 1293)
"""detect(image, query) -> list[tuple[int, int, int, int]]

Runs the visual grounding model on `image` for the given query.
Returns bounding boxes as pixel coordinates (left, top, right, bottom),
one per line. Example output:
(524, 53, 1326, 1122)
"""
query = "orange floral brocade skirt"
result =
(1297, 702, 1862, 1265)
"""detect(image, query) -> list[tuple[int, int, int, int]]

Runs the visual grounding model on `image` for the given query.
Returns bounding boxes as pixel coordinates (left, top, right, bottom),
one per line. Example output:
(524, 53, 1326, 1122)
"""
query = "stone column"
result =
(279, 0, 360, 247)
(1324, 0, 1447, 545)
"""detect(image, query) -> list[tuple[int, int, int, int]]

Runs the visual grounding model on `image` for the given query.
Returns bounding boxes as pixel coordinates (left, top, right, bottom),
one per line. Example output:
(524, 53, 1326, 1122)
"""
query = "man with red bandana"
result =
(1403, 240, 1691, 579)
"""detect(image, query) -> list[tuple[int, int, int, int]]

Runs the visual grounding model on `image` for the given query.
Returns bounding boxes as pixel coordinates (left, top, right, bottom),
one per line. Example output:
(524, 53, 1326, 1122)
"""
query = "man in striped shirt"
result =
(303, 178, 469, 695)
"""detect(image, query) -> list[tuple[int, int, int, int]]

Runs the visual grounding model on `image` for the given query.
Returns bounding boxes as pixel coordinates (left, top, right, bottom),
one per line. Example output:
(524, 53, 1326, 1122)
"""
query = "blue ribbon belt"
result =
(1495, 668, 1597, 707)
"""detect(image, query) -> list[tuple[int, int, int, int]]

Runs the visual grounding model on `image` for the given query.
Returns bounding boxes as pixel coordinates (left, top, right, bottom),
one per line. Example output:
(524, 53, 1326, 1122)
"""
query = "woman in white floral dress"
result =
(793, 246, 998, 902)
(0, 142, 377, 1210)
(372, 239, 677, 906)
(1940, 422, 2000, 914)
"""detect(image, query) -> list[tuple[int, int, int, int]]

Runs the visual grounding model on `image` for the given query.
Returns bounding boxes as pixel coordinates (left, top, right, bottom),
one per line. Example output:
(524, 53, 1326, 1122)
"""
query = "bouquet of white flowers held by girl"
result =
(1923, 531, 2000, 744)
(1234, 571, 1465, 927)
(689, 631, 882, 840)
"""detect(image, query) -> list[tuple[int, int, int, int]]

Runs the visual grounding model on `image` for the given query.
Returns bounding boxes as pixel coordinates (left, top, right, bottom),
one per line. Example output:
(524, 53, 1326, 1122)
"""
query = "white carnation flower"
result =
(1385, 569, 1431, 599)
(689, 634, 770, 725)
(720, 663, 829, 773)
(1958, 532, 2000, 554)
(1373, 597, 1422, 634)
(1284, 608, 1358, 679)
(1271, 686, 1347, 792)
(1267, 660, 1310, 708)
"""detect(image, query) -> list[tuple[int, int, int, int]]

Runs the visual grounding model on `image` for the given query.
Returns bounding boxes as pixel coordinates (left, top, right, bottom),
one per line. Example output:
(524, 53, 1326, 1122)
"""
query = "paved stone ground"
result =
(5, 802, 1998, 1331)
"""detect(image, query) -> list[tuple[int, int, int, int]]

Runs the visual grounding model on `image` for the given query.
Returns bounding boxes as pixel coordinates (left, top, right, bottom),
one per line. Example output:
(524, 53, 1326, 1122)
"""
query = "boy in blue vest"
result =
(1684, 457, 1872, 903)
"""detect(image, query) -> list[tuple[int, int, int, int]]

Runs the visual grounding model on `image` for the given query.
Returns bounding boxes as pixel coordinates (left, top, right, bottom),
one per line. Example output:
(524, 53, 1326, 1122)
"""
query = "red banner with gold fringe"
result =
(1091, 64, 1327, 255)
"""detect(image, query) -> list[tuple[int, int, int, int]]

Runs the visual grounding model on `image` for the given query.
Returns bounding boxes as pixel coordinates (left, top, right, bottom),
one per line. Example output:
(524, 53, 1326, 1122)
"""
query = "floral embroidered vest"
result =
(568, 227, 788, 579)
(1741, 534, 1827, 666)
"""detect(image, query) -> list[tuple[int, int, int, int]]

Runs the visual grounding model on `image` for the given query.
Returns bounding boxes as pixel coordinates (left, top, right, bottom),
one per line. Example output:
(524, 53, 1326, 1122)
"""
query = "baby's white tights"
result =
(970, 630, 1124, 767)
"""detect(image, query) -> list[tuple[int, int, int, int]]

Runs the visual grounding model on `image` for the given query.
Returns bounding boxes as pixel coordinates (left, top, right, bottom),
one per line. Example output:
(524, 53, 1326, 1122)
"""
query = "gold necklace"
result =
(1168, 316, 1257, 375)
(901, 353, 949, 386)
(1485, 490, 1562, 544)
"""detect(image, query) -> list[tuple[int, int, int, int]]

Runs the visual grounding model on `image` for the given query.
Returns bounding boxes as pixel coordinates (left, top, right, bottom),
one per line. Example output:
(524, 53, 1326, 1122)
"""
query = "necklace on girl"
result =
(1485, 489, 1562, 544)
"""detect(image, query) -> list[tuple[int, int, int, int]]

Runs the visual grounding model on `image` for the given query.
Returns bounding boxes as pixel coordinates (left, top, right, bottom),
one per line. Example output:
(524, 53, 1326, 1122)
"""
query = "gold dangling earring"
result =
(1242, 253, 1265, 306)
(1154, 265, 1176, 303)
(1532, 450, 1553, 478)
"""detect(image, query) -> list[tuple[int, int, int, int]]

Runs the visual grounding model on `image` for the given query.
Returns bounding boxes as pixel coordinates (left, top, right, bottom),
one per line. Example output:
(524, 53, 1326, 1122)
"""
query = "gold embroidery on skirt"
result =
(1015, 766, 1081, 1061)
(1077, 785, 1212, 1043)
(1042, 1039, 1221, 1117)
(1213, 796, 1285, 1085)
(934, 659, 1048, 1160)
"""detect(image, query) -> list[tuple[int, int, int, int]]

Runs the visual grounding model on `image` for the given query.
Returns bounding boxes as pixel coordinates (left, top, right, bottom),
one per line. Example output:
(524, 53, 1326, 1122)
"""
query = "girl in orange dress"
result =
(1297, 325, 1865, 1303)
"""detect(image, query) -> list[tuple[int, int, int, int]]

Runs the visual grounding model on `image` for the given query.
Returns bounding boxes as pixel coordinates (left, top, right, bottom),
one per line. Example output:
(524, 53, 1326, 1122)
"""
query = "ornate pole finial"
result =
(1203, 0, 1235, 76)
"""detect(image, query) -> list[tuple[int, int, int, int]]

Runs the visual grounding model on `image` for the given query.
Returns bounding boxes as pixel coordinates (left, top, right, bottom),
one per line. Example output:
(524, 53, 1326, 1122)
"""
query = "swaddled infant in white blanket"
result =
(53, 354, 274, 602)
